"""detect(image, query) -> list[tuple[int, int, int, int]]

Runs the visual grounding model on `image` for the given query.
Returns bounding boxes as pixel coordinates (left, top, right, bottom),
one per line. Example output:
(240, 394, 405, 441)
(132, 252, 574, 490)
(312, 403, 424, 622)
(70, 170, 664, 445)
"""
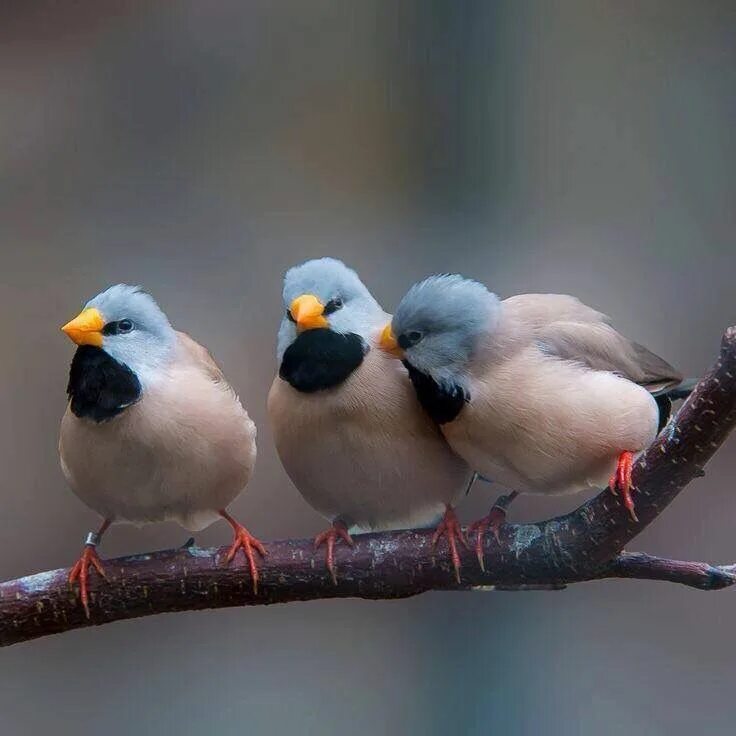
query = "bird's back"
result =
(499, 294, 682, 392)
(443, 294, 673, 495)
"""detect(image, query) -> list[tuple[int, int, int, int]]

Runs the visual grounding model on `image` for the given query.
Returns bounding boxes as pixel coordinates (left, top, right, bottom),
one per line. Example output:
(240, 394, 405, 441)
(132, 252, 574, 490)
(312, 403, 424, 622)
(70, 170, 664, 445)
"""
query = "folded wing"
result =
(503, 294, 683, 394)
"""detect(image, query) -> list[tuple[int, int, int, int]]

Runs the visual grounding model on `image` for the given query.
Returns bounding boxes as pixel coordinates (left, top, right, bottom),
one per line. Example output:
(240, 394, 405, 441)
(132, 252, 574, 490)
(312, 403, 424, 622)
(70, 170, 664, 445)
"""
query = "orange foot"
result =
(432, 505, 468, 584)
(314, 521, 354, 585)
(69, 545, 106, 619)
(220, 511, 267, 594)
(468, 491, 518, 572)
(609, 450, 638, 521)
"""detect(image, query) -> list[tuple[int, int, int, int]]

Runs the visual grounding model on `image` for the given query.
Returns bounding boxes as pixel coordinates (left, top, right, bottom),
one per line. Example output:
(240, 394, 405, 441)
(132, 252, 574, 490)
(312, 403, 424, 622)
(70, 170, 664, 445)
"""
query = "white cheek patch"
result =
(102, 333, 174, 391)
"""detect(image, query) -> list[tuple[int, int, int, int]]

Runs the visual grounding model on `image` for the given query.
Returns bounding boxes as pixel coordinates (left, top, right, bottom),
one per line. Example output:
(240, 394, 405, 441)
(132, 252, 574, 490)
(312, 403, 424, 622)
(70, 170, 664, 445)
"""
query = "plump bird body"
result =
(268, 258, 472, 535)
(60, 331, 256, 531)
(385, 281, 684, 501)
(60, 283, 264, 613)
(268, 339, 470, 531)
(443, 325, 658, 496)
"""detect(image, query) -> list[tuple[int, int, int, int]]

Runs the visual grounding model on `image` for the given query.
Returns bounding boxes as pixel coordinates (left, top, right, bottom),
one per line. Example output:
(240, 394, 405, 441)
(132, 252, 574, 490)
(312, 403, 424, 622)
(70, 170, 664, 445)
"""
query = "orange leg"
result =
(220, 510, 267, 595)
(468, 491, 518, 572)
(432, 505, 469, 584)
(608, 451, 638, 521)
(68, 519, 111, 619)
(314, 521, 354, 585)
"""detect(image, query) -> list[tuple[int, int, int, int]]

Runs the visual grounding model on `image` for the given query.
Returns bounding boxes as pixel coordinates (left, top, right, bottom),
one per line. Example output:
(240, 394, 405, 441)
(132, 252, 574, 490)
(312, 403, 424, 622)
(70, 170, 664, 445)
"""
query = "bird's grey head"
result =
(382, 274, 500, 385)
(276, 257, 385, 361)
(62, 284, 176, 388)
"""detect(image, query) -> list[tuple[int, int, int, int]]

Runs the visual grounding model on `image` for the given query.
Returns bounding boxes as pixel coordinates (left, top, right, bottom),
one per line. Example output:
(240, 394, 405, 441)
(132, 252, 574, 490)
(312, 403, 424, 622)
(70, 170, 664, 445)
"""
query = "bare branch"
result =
(1, 326, 734, 647)
(597, 552, 736, 590)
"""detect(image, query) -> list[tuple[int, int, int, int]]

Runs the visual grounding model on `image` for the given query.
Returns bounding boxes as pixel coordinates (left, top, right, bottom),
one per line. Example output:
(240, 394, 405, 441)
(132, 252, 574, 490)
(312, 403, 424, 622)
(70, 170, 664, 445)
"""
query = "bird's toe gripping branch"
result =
(219, 511, 267, 595)
(314, 521, 354, 585)
(609, 450, 637, 521)
(468, 491, 518, 572)
(431, 505, 468, 584)
(68, 544, 107, 619)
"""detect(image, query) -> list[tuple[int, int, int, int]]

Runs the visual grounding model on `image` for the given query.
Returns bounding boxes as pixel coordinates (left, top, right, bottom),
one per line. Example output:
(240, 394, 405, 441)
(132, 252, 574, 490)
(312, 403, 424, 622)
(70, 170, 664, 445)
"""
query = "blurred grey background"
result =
(0, 1, 734, 734)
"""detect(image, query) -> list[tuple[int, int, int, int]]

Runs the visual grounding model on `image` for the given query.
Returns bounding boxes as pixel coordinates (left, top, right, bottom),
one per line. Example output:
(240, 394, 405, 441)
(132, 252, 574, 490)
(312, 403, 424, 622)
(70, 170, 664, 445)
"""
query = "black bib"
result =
(402, 361, 468, 424)
(67, 345, 141, 422)
(279, 329, 366, 393)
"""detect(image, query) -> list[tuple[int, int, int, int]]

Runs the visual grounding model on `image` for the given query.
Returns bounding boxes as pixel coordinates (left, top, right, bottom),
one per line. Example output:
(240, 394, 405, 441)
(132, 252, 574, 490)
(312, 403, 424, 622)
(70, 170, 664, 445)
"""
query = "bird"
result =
(267, 258, 474, 583)
(59, 284, 263, 616)
(379, 274, 691, 570)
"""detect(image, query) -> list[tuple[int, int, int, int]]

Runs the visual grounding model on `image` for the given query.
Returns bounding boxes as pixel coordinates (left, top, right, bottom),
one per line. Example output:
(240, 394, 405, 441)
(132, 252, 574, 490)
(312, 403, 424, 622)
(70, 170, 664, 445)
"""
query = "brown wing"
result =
(504, 294, 683, 394)
(175, 331, 226, 384)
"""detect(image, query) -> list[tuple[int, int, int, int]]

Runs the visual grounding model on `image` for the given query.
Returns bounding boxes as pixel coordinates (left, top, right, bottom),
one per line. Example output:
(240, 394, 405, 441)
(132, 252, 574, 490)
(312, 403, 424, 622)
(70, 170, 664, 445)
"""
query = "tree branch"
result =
(597, 552, 736, 590)
(1, 327, 735, 647)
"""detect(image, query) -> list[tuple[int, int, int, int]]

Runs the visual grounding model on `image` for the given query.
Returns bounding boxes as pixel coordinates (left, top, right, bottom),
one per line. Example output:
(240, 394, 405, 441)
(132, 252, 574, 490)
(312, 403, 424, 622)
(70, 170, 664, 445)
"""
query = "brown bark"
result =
(1, 327, 734, 648)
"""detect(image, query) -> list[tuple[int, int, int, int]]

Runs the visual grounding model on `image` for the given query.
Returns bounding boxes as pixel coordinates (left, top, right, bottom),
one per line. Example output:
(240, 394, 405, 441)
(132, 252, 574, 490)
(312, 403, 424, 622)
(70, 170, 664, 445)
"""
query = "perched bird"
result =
(267, 258, 473, 582)
(59, 284, 263, 616)
(380, 275, 690, 569)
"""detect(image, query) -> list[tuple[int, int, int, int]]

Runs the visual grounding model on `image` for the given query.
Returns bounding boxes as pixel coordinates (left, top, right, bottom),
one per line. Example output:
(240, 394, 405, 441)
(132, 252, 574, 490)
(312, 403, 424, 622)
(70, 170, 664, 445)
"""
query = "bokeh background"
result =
(1, 1, 734, 734)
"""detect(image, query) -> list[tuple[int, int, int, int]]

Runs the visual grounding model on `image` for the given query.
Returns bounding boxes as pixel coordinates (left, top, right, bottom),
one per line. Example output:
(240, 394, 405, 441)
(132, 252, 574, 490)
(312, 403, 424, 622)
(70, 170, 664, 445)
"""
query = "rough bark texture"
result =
(1, 327, 735, 647)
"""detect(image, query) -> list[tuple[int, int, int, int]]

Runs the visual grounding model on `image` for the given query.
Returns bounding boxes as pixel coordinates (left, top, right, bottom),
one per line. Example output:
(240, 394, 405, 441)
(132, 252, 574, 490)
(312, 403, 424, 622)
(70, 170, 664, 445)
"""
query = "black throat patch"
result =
(67, 345, 142, 422)
(279, 329, 366, 393)
(402, 361, 468, 424)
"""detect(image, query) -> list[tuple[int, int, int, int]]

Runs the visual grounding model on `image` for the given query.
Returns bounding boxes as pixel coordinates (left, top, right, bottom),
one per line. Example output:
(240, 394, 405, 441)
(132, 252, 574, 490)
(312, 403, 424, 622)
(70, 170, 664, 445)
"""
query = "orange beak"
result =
(379, 323, 404, 359)
(290, 294, 329, 331)
(61, 307, 105, 347)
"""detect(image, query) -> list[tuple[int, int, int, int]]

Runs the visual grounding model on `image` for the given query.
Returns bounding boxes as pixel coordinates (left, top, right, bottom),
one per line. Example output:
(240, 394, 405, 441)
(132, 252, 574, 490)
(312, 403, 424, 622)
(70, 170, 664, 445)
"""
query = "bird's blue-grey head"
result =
(276, 257, 385, 362)
(381, 274, 500, 385)
(61, 284, 176, 388)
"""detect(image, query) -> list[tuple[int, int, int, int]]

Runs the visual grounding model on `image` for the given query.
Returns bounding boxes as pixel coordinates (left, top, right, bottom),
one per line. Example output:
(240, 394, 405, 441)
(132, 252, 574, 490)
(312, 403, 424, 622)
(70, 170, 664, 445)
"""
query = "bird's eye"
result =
(103, 319, 135, 336)
(397, 330, 423, 350)
(323, 297, 343, 315)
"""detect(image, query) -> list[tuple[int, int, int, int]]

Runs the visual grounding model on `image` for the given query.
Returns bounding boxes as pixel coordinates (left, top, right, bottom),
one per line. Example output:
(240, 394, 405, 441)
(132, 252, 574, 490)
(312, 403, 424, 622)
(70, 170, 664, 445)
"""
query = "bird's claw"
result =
(468, 506, 507, 572)
(609, 450, 638, 521)
(223, 524, 267, 595)
(431, 506, 468, 584)
(314, 522, 354, 585)
(68, 545, 106, 619)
